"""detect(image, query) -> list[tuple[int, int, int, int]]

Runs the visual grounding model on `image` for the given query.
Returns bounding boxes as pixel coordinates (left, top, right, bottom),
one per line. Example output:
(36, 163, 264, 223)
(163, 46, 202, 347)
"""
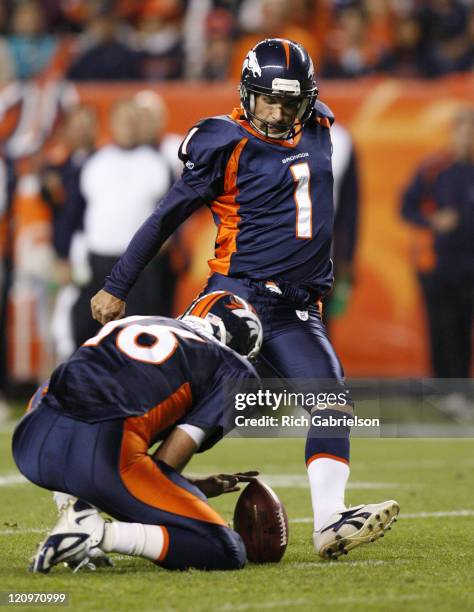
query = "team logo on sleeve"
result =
(243, 50, 262, 78)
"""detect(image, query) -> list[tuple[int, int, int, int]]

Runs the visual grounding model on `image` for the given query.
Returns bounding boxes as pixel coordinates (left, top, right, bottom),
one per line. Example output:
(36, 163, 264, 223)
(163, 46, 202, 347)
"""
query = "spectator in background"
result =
(0, 153, 8, 419)
(41, 106, 98, 271)
(132, 0, 185, 80)
(378, 11, 433, 77)
(203, 8, 236, 81)
(0, 0, 12, 81)
(323, 122, 359, 331)
(67, 2, 142, 81)
(421, 0, 473, 76)
(184, 0, 246, 79)
(5, 0, 57, 80)
(0, 2, 11, 34)
(0, 151, 15, 419)
(0, 39, 14, 84)
(322, 1, 388, 78)
(133, 89, 187, 317)
(363, 0, 394, 50)
(71, 98, 172, 346)
(40, 106, 98, 362)
(401, 108, 473, 410)
(230, 0, 319, 81)
(133, 89, 182, 176)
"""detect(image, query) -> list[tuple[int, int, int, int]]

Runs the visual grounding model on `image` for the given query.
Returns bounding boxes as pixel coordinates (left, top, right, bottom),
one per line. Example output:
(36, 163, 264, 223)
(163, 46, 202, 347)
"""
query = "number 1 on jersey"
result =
(290, 162, 312, 239)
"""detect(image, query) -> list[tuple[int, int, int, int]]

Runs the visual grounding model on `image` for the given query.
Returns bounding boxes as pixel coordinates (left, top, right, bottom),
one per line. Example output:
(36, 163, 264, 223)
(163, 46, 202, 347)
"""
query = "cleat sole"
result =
(317, 500, 400, 560)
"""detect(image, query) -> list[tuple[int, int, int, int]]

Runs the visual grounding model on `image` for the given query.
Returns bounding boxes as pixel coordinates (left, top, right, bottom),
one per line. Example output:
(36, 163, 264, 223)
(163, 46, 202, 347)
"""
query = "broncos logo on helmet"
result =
(240, 38, 318, 140)
(180, 291, 263, 361)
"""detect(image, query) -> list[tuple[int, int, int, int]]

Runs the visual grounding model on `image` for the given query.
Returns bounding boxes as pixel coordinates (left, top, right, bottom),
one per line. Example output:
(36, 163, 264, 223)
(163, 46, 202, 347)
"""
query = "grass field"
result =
(1, 415, 473, 612)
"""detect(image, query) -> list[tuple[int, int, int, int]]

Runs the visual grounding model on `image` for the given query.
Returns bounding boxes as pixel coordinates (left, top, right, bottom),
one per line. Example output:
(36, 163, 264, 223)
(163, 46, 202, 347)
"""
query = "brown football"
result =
(233, 479, 289, 563)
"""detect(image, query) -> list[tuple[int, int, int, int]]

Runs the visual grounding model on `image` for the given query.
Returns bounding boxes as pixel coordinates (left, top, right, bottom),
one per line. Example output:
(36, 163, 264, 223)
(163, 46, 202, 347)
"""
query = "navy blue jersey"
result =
(40, 153, 88, 258)
(42, 316, 257, 438)
(401, 153, 474, 279)
(104, 101, 336, 300)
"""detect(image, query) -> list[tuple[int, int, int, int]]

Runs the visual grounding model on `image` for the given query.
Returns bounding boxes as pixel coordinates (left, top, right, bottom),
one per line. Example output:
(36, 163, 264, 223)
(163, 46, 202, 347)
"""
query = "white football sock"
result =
(101, 522, 167, 561)
(53, 492, 75, 510)
(307, 458, 350, 531)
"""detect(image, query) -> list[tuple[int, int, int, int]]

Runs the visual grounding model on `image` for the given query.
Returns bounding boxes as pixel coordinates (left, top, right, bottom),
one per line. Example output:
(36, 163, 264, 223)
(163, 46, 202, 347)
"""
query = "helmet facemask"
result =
(239, 39, 318, 140)
(240, 85, 316, 140)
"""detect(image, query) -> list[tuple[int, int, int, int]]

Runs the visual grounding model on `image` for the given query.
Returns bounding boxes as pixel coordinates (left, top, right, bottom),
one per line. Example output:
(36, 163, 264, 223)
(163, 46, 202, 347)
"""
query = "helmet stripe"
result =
(188, 292, 228, 318)
(282, 40, 290, 69)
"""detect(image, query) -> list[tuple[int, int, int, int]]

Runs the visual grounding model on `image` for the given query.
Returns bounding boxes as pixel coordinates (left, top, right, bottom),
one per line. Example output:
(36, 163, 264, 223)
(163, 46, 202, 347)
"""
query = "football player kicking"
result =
(90, 39, 399, 559)
(12, 292, 263, 573)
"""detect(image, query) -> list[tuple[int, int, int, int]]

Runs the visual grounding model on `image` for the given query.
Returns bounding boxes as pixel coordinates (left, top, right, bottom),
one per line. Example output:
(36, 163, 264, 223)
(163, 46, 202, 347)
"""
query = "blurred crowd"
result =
(0, 0, 473, 85)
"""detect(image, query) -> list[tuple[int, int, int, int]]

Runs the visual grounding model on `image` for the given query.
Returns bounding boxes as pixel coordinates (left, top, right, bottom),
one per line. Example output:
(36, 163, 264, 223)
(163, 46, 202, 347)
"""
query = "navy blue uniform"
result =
(401, 154, 473, 378)
(103, 102, 350, 466)
(40, 153, 87, 259)
(104, 101, 335, 299)
(12, 316, 257, 570)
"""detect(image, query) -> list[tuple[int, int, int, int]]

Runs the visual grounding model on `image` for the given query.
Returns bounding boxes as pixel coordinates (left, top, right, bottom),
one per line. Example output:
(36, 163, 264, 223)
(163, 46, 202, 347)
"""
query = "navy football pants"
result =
(202, 274, 351, 464)
(12, 402, 245, 570)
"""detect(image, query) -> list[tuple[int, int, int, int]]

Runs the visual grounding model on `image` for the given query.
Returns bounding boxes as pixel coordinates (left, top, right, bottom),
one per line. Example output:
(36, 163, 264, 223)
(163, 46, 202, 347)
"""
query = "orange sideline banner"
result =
(1, 75, 473, 378)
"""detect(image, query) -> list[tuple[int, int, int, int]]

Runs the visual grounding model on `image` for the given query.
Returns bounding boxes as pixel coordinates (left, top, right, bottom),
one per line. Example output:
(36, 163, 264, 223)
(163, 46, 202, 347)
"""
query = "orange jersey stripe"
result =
(208, 137, 248, 276)
(306, 453, 350, 467)
(316, 117, 331, 129)
(412, 227, 436, 273)
(26, 384, 49, 413)
(124, 382, 192, 445)
(120, 421, 227, 527)
(156, 526, 169, 562)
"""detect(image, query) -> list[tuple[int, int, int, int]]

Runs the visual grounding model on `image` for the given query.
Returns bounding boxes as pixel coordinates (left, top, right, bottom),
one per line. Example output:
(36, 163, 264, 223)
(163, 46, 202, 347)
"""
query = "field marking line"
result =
(262, 475, 405, 489)
(0, 472, 407, 490)
(0, 527, 46, 535)
(290, 509, 474, 524)
(1, 511, 472, 537)
(221, 599, 309, 611)
(331, 594, 425, 605)
(0, 474, 27, 486)
(292, 559, 409, 568)
(220, 592, 425, 611)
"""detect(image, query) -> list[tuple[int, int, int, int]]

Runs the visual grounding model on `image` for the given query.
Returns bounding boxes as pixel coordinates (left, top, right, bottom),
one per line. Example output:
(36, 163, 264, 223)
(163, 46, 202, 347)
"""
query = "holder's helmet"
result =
(240, 38, 318, 139)
(181, 291, 262, 361)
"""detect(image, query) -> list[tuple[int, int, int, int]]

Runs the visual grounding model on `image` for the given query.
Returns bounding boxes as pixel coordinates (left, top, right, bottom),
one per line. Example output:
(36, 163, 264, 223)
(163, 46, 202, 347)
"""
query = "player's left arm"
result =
(103, 180, 205, 302)
(92, 122, 237, 324)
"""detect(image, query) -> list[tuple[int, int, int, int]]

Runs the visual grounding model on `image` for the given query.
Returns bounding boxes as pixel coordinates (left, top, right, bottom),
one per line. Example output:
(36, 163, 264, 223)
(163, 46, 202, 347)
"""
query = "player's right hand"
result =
(191, 471, 259, 498)
(430, 208, 459, 233)
(90, 289, 126, 324)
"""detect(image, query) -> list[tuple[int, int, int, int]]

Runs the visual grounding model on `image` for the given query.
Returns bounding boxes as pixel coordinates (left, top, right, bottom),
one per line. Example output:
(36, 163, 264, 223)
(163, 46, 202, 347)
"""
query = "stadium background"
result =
(0, 4, 473, 609)
(0, 0, 473, 393)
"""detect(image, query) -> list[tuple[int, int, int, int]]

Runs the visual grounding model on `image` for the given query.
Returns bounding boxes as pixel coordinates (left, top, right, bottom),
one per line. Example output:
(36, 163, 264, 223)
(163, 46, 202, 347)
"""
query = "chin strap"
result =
(247, 111, 303, 140)
(242, 91, 303, 140)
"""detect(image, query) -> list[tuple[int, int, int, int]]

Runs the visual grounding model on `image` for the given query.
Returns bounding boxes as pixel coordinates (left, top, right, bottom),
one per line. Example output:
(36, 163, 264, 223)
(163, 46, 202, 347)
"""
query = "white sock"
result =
(101, 522, 167, 562)
(53, 492, 75, 510)
(307, 458, 350, 531)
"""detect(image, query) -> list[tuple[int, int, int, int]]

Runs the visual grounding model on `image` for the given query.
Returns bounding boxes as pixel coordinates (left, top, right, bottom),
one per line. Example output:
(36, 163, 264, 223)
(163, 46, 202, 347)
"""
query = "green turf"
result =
(0, 421, 473, 612)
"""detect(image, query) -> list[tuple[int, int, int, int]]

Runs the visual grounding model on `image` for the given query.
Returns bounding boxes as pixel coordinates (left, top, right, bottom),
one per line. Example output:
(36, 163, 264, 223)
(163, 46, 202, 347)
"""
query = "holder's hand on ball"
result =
(191, 471, 259, 498)
(91, 289, 126, 325)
